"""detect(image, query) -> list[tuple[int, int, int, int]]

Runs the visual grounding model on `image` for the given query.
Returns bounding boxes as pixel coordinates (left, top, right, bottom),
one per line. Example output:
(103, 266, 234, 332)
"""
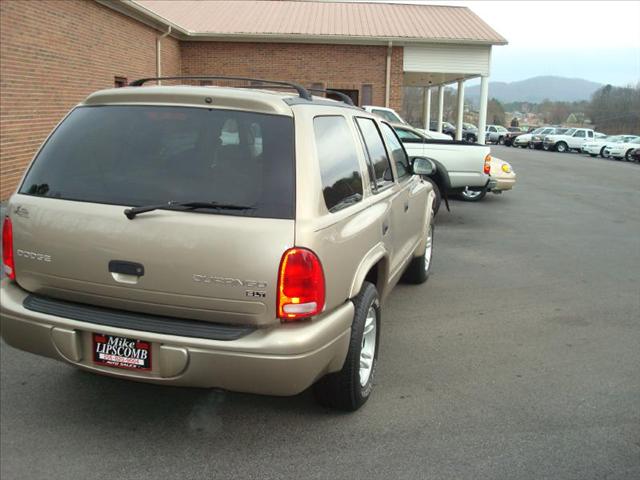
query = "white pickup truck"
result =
(391, 123, 491, 213)
(362, 105, 451, 140)
(543, 128, 596, 152)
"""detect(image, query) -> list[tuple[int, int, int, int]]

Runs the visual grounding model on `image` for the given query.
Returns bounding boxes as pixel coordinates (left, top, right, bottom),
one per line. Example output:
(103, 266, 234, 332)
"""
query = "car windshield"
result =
(531, 128, 544, 134)
(496, 126, 508, 132)
(394, 127, 424, 141)
(564, 129, 576, 135)
(20, 105, 296, 219)
(372, 109, 404, 124)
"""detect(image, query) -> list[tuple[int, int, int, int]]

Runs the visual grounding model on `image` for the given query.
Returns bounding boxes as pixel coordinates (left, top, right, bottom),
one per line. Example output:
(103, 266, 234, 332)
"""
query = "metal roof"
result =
(130, 0, 507, 45)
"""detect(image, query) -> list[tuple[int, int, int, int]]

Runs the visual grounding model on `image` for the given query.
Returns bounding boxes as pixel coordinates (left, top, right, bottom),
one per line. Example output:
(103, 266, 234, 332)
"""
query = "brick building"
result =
(0, 0, 506, 200)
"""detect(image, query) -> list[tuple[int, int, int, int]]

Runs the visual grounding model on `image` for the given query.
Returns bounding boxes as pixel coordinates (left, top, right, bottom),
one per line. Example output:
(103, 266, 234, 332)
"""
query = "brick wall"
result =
(181, 41, 403, 110)
(0, 1, 405, 200)
(0, 0, 181, 199)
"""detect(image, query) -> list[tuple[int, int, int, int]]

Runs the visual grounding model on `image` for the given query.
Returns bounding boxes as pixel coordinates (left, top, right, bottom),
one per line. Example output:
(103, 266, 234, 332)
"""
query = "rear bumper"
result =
(0, 280, 352, 396)
(490, 175, 516, 192)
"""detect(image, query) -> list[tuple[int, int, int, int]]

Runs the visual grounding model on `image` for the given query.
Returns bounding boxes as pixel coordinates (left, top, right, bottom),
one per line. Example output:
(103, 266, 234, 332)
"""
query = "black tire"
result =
(543, 144, 550, 151)
(556, 142, 568, 153)
(459, 186, 488, 202)
(421, 176, 441, 216)
(498, 136, 505, 145)
(599, 147, 607, 158)
(313, 282, 380, 411)
(402, 220, 434, 284)
(625, 149, 633, 161)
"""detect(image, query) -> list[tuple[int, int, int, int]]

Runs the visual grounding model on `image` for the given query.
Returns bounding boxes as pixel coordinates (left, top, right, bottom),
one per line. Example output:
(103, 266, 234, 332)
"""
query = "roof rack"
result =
(127, 76, 313, 101)
(234, 84, 355, 106)
(306, 88, 355, 106)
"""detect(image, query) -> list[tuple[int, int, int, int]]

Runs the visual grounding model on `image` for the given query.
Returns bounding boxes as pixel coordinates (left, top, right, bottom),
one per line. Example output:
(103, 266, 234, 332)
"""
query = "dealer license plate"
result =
(93, 333, 151, 371)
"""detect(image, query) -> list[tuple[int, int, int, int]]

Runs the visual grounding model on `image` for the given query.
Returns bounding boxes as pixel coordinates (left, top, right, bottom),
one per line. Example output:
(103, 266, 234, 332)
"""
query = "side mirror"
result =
(412, 157, 436, 176)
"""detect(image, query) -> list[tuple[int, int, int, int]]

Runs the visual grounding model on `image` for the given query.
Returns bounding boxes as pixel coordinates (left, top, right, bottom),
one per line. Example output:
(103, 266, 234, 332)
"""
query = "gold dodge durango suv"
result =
(0, 76, 436, 411)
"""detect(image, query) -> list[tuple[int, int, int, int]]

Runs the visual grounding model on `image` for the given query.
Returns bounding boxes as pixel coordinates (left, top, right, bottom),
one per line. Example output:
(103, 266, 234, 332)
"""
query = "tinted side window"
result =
(574, 131, 586, 138)
(380, 123, 411, 180)
(313, 116, 363, 213)
(355, 118, 394, 189)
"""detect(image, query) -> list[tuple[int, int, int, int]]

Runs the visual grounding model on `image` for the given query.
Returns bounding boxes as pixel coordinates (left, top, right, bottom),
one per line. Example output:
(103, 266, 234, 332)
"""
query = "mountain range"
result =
(465, 76, 604, 105)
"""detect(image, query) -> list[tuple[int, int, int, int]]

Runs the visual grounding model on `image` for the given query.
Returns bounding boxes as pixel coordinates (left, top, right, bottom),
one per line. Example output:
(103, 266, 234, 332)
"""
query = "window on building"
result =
(355, 117, 394, 190)
(361, 84, 373, 106)
(380, 123, 411, 180)
(114, 76, 127, 88)
(313, 116, 363, 212)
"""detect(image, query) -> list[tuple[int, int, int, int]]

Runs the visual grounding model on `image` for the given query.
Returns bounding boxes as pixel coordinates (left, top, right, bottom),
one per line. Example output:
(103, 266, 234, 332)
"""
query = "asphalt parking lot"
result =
(1, 146, 639, 480)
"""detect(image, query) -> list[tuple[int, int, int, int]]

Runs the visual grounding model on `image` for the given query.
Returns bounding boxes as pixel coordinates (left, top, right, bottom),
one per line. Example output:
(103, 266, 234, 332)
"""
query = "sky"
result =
(372, 0, 640, 86)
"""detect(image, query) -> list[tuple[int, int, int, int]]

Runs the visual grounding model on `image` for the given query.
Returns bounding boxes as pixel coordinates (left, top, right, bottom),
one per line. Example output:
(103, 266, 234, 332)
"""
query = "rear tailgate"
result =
(10, 196, 293, 326)
(404, 140, 490, 188)
(9, 103, 296, 327)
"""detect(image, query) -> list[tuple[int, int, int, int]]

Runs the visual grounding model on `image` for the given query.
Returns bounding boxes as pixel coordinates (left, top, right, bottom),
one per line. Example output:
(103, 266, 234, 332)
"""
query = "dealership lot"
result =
(1, 146, 639, 479)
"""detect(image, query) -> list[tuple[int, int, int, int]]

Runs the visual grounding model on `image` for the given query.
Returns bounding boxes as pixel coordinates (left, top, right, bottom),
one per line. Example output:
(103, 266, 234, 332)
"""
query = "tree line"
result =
(402, 83, 639, 134)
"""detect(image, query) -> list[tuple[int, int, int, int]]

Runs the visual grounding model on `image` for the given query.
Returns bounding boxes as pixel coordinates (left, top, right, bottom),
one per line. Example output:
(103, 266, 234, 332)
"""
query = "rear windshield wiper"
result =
(124, 201, 254, 220)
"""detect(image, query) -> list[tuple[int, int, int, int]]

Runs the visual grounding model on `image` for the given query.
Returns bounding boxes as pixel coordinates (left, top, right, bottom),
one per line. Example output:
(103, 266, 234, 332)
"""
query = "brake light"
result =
(2, 217, 15, 280)
(484, 154, 492, 174)
(277, 248, 325, 320)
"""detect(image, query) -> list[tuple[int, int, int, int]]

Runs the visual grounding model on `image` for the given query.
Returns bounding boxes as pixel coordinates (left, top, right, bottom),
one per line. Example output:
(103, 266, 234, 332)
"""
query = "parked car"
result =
(581, 135, 636, 157)
(361, 106, 451, 139)
(485, 125, 509, 144)
(392, 123, 492, 213)
(513, 126, 551, 148)
(603, 136, 640, 160)
(430, 120, 456, 139)
(459, 157, 516, 202)
(504, 127, 528, 146)
(543, 128, 596, 152)
(0, 78, 438, 411)
(462, 123, 478, 142)
(532, 127, 569, 150)
(362, 105, 407, 124)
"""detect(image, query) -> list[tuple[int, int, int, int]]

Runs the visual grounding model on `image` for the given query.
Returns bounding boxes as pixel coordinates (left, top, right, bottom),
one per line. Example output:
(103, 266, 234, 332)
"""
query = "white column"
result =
(423, 87, 431, 131)
(437, 86, 444, 133)
(455, 79, 465, 141)
(477, 75, 489, 145)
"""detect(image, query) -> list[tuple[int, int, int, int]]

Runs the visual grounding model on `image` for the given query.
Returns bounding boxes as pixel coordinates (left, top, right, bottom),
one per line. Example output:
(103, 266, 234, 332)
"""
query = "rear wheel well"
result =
(363, 260, 385, 296)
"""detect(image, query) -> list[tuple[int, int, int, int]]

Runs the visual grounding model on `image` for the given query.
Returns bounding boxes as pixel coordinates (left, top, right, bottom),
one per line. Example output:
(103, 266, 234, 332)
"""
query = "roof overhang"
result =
(97, 0, 508, 46)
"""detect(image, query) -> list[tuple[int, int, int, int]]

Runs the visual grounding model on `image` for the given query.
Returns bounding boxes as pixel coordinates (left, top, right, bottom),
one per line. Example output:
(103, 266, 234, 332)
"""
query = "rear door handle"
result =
(382, 221, 390, 236)
(404, 201, 409, 212)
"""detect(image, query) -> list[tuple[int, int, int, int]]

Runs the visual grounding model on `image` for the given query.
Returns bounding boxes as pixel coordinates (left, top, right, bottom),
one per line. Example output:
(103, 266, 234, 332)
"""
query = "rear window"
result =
(20, 106, 295, 219)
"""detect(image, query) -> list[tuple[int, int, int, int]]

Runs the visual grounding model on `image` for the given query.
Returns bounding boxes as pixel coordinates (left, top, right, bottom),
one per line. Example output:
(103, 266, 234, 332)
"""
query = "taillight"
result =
(277, 248, 325, 320)
(484, 154, 492, 174)
(2, 217, 15, 280)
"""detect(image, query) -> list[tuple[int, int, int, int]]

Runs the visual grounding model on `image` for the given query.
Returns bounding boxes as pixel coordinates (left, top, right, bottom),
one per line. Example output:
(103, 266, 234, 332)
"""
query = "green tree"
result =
(488, 98, 505, 125)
